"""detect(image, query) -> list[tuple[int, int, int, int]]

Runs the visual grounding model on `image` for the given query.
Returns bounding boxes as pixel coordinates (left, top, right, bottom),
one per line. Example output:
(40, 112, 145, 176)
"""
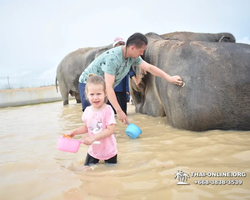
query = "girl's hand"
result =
(82, 137, 96, 145)
(67, 131, 76, 138)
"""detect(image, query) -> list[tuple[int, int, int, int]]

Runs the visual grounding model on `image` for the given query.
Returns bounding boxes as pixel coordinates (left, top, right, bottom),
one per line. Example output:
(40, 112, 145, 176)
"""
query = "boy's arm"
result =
(132, 76, 139, 86)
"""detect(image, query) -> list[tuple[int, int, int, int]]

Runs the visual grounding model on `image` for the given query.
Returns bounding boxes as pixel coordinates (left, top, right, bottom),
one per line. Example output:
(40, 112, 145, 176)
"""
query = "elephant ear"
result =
(137, 80, 146, 95)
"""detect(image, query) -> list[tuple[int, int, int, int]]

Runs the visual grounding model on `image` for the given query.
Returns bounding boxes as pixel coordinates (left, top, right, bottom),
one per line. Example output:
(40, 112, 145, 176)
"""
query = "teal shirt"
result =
(79, 46, 143, 88)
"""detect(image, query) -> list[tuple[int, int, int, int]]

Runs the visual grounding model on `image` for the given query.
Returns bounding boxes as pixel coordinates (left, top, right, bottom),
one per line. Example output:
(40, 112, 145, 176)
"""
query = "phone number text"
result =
(194, 180, 243, 185)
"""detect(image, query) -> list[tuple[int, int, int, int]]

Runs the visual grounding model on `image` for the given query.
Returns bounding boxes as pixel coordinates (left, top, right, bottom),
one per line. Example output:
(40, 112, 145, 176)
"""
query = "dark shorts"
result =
(78, 82, 90, 112)
(84, 153, 117, 166)
(107, 91, 127, 115)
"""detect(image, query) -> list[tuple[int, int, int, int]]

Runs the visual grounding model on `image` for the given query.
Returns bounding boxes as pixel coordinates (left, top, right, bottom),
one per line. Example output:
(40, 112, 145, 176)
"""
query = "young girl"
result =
(68, 74, 117, 166)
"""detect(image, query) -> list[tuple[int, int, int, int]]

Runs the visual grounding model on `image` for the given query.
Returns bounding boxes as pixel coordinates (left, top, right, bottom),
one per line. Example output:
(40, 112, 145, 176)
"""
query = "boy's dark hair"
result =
(126, 33, 148, 48)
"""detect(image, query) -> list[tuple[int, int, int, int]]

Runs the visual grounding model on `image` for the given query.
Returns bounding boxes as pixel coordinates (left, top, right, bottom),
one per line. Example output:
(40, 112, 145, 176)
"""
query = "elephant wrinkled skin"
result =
(130, 33, 250, 131)
(161, 31, 235, 43)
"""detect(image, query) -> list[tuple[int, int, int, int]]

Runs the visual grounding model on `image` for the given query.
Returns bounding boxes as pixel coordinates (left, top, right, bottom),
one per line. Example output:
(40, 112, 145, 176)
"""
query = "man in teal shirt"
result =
(79, 45, 142, 88)
(79, 32, 183, 125)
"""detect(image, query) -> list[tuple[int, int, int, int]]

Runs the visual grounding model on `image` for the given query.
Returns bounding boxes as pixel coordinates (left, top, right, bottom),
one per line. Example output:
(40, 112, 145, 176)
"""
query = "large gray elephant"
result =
(161, 31, 236, 42)
(56, 44, 112, 105)
(130, 32, 250, 131)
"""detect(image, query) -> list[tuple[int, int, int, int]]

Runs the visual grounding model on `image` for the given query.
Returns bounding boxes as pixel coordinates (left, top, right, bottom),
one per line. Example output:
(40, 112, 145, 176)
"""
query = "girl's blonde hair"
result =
(85, 73, 107, 102)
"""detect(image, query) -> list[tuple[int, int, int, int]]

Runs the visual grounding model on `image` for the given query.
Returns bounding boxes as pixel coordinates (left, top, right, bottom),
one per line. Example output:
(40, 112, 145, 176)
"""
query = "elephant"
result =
(130, 32, 250, 131)
(161, 31, 236, 43)
(56, 44, 112, 105)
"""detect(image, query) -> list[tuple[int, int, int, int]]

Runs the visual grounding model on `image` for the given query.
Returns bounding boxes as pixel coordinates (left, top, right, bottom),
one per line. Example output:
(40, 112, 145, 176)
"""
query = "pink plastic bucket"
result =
(57, 136, 101, 153)
(57, 136, 82, 153)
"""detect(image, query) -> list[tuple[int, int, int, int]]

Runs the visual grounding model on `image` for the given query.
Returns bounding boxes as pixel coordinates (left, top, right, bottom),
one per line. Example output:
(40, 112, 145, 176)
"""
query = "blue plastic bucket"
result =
(125, 123, 142, 139)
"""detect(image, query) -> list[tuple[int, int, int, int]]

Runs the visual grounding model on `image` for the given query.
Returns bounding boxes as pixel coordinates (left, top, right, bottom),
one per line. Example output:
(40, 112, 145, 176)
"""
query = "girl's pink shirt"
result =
(82, 104, 117, 160)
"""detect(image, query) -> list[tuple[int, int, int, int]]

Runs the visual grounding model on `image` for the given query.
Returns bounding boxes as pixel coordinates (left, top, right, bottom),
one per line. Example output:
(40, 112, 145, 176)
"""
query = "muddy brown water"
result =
(0, 100, 249, 200)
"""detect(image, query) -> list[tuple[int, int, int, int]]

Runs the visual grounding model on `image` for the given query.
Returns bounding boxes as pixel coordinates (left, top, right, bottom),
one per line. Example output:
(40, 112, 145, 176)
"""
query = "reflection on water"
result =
(0, 100, 250, 200)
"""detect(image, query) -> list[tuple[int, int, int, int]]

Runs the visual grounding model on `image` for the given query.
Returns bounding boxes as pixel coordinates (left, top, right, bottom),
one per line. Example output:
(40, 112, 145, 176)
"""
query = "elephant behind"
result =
(56, 44, 112, 105)
(130, 32, 250, 131)
(161, 31, 236, 43)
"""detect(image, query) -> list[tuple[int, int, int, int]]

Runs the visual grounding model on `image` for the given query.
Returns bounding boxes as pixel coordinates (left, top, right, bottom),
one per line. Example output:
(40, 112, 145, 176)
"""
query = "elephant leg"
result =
(58, 82, 69, 105)
(75, 92, 81, 104)
(63, 99, 69, 105)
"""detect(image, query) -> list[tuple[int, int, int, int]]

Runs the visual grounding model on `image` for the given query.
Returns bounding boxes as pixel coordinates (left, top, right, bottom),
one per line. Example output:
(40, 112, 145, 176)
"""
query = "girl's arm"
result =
(82, 124, 116, 145)
(129, 67, 139, 86)
(67, 125, 88, 137)
(132, 76, 140, 86)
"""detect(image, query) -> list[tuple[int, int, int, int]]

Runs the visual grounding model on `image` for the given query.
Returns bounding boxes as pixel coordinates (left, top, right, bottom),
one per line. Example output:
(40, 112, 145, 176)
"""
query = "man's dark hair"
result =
(126, 33, 148, 48)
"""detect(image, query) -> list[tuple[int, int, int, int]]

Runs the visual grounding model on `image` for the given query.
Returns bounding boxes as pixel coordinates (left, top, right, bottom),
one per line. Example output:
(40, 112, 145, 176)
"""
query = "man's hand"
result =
(117, 110, 129, 125)
(169, 75, 184, 87)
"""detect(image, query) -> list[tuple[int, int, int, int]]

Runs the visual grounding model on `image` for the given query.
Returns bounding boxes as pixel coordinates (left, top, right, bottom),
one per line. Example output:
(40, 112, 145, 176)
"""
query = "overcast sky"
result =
(0, 0, 249, 88)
